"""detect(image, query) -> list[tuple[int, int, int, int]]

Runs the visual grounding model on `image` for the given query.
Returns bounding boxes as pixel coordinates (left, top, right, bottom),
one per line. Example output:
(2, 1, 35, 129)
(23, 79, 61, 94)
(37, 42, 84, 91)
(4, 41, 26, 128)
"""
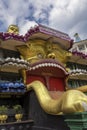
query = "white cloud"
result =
(49, 0, 87, 40)
(0, 0, 87, 40)
(19, 20, 38, 35)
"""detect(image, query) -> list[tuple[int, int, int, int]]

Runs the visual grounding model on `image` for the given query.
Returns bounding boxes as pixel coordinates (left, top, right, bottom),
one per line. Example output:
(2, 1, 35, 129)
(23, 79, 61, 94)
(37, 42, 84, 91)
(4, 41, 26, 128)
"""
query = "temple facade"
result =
(71, 39, 87, 54)
(0, 24, 87, 130)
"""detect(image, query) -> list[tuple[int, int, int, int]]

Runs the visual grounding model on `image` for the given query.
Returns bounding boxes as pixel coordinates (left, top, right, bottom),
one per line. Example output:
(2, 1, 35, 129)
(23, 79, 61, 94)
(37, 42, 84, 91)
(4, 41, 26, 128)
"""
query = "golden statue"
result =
(27, 81, 87, 114)
(17, 38, 87, 114)
(7, 25, 19, 34)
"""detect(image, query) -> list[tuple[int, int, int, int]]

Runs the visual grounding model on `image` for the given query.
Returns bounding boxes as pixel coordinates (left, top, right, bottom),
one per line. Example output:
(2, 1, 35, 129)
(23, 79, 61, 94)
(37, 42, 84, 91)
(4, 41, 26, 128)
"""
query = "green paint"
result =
(64, 112, 87, 130)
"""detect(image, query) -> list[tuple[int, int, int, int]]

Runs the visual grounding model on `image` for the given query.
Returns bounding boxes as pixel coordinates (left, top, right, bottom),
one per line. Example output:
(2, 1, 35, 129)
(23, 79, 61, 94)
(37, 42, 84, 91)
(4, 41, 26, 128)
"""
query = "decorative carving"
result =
(17, 38, 87, 114)
(7, 25, 19, 34)
(17, 38, 72, 64)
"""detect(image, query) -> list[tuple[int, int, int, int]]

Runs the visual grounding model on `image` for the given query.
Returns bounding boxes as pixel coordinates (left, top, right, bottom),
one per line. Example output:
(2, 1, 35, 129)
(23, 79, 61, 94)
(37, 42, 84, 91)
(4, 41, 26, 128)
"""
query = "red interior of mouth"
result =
(26, 64, 67, 91)
(49, 77, 65, 91)
(26, 74, 65, 91)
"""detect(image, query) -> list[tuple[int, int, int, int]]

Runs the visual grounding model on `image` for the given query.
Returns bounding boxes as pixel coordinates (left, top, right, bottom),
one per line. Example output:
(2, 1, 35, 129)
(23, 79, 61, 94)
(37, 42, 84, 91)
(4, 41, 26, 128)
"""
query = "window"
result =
(0, 48, 20, 58)
(72, 47, 77, 51)
(78, 45, 85, 51)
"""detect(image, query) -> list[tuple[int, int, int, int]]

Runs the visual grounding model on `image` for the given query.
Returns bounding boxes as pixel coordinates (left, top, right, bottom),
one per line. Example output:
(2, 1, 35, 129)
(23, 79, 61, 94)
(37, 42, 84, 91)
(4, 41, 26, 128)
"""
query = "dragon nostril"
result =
(47, 53, 56, 59)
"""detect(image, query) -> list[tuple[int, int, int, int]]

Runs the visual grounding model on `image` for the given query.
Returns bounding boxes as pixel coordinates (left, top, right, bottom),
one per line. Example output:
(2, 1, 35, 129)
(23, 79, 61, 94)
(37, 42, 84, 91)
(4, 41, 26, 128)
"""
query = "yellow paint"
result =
(7, 25, 19, 34)
(27, 80, 87, 114)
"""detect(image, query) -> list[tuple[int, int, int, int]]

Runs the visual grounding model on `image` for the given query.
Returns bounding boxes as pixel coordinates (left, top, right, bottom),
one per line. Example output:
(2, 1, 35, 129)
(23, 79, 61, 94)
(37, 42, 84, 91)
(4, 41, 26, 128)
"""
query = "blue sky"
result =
(0, 0, 87, 40)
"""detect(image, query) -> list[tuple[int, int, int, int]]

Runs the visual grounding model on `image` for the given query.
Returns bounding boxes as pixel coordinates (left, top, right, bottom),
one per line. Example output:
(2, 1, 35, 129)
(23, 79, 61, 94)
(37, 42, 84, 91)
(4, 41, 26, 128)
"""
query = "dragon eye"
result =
(37, 53, 43, 59)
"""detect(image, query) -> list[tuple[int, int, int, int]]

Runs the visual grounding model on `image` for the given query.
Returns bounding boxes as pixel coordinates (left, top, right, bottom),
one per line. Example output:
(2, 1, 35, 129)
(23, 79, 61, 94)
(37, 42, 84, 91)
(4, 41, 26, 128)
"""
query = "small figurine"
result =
(7, 24, 19, 34)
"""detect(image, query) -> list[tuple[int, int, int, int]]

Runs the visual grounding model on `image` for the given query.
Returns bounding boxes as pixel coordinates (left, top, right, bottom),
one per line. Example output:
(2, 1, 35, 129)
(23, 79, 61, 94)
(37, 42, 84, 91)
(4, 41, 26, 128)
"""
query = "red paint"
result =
(26, 75, 46, 86)
(49, 77, 65, 91)
(26, 72, 65, 91)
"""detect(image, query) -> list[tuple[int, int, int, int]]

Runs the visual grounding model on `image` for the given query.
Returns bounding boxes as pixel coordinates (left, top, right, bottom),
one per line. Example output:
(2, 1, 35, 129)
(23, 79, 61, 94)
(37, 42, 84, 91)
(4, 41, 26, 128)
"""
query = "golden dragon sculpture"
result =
(27, 80, 87, 114)
(15, 35, 87, 114)
(5, 24, 87, 115)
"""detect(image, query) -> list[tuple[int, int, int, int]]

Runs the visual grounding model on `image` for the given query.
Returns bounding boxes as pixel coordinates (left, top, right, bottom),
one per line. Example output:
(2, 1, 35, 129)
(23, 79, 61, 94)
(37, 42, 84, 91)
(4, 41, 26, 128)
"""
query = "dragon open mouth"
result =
(26, 59, 69, 91)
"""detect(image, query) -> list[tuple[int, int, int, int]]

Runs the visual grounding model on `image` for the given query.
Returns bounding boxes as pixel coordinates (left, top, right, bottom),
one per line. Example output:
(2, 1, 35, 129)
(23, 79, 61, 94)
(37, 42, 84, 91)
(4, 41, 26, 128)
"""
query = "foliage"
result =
(13, 105, 22, 114)
(0, 105, 8, 115)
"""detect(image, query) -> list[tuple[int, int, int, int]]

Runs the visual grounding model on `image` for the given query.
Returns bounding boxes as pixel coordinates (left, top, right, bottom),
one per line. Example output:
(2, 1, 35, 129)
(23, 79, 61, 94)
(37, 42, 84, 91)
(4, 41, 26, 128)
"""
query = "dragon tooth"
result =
(51, 63, 54, 66)
(44, 63, 48, 66)
(32, 67, 36, 70)
(48, 63, 51, 66)
(35, 65, 39, 69)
